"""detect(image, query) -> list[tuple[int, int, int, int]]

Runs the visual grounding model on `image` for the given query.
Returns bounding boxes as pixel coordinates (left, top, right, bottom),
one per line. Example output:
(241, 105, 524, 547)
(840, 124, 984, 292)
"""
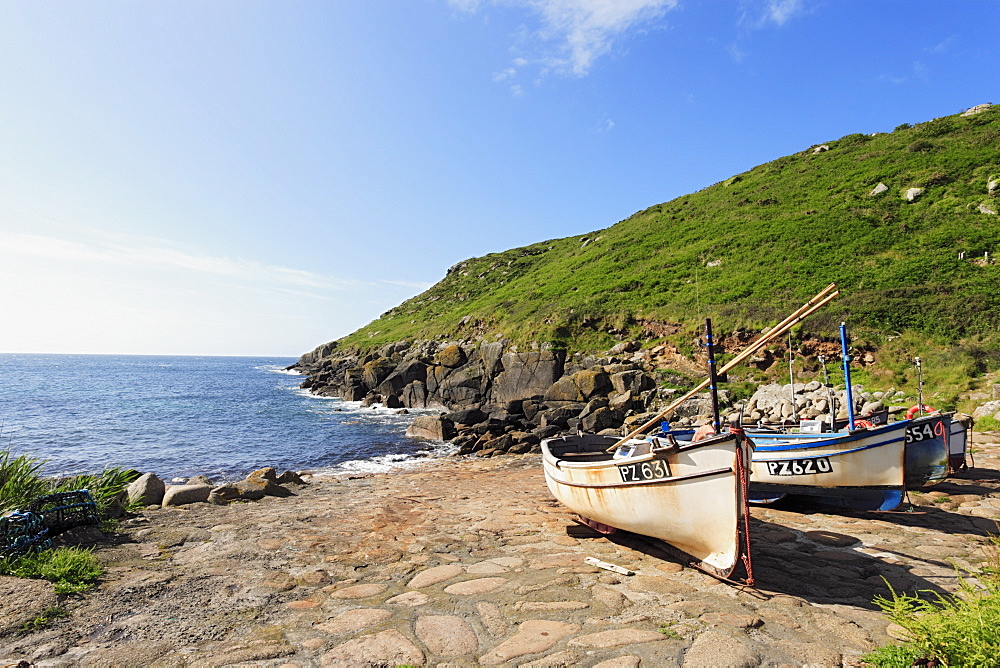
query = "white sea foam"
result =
(312, 439, 459, 478)
(259, 364, 302, 375)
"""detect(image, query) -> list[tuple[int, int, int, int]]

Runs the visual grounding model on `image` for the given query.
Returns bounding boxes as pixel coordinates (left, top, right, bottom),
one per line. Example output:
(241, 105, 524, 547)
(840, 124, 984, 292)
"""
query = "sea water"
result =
(0, 354, 450, 481)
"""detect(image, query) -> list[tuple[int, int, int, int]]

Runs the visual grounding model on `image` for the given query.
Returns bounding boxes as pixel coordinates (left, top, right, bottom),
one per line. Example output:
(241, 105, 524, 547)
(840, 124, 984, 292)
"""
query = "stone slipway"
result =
(3, 434, 1000, 667)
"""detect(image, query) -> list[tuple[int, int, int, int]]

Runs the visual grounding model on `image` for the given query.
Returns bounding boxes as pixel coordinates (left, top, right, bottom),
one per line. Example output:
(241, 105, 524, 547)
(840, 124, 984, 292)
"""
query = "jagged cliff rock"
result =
(293, 338, 680, 455)
(292, 336, 899, 457)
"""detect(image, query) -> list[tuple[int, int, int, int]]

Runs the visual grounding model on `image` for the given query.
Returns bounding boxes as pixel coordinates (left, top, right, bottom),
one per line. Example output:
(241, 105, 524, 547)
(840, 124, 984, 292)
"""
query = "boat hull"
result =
(747, 414, 950, 509)
(750, 422, 907, 489)
(541, 432, 747, 577)
(948, 415, 971, 471)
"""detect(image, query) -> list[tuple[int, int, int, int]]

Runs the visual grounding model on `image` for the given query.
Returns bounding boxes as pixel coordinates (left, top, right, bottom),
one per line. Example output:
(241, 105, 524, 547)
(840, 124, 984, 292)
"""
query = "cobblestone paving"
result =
(3, 433, 1000, 667)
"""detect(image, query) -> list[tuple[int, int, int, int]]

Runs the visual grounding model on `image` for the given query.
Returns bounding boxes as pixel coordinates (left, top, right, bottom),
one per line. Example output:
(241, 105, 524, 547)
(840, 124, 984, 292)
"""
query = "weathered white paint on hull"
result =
(750, 427, 907, 489)
(748, 414, 950, 490)
(541, 433, 746, 576)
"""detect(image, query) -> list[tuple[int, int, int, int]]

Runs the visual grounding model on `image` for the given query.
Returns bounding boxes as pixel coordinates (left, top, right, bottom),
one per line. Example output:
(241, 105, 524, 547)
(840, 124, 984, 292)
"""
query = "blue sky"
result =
(1, 0, 995, 356)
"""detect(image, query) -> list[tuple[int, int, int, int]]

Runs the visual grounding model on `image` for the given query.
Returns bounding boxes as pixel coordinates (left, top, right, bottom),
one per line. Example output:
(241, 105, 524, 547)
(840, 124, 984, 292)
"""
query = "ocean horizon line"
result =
(0, 351, 301, 359)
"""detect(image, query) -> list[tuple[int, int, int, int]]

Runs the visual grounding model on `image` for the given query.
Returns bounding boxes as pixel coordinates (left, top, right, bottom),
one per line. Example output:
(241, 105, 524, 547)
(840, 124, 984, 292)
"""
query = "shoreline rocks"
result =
(126, 466, 308, 509)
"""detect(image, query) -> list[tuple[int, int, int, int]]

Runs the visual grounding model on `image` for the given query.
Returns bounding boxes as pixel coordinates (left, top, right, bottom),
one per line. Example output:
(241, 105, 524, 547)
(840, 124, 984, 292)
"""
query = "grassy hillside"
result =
(330, 105, 1000, 376)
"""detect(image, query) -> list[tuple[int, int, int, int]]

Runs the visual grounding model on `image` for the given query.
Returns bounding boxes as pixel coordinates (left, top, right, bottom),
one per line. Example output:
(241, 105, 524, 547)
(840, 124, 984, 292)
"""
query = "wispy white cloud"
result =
(877, 60, 929, 87)
(738, 0, 807, 29)
(763, 0, 802, 26)
(453, 0, 678, 84)
(493, 67, 517, 82)
(0, 231, 427, 295)
(928, 35, 956, 54)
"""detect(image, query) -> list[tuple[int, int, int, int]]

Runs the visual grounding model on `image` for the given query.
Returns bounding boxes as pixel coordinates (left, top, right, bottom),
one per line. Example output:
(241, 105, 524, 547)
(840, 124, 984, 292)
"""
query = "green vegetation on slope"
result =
(333, 106, 1000, 356)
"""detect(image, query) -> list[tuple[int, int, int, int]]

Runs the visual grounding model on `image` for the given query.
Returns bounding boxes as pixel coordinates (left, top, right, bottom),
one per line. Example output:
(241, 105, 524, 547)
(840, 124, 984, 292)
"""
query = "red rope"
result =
(733, 430, 755, 587)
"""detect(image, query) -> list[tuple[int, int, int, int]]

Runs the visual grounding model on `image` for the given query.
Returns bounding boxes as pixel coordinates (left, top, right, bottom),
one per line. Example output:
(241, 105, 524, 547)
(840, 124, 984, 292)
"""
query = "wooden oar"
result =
(606, 284, 839, 451)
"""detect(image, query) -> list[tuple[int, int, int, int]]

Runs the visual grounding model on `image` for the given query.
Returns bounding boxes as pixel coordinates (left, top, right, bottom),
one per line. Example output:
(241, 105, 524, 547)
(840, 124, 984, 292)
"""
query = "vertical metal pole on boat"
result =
(914, 356, 924, 416)
(819, 355, 837, 432)
(705, 319, 722, 432)
(839, 322, 856, 430)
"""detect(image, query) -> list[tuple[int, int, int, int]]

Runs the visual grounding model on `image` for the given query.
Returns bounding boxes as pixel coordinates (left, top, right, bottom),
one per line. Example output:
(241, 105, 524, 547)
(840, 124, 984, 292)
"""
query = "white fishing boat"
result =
(746, 412, 950, 510)
(539, 286, 840, 582)
(541, 430, 753, 578)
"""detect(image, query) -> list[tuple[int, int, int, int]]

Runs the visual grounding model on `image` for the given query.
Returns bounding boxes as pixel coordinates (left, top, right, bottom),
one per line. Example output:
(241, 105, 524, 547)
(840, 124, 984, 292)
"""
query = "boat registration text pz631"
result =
(617, 459, 671, 482)
(765, 457, 833, 476)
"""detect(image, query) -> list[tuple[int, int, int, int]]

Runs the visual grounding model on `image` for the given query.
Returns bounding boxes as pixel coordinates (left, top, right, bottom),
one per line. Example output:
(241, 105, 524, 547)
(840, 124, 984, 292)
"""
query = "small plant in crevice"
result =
(19, 606, 69, 633)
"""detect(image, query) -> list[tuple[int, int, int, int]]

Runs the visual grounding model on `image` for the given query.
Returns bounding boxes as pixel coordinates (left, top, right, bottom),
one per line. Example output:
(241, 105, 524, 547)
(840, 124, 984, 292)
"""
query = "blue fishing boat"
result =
(745, 412, 950, 510)
(743, 323, 950, 510)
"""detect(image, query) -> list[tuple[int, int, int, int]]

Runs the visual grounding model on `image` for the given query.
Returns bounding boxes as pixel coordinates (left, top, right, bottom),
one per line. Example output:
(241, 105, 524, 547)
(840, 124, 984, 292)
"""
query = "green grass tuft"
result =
(976, 416, 1000, 432)
(1, 448, 140, 516)
(0, 547, 104, 595)
(50, 466, 141, 517)
(0, 449, 49, 512)
(863, 536, 1000, 666)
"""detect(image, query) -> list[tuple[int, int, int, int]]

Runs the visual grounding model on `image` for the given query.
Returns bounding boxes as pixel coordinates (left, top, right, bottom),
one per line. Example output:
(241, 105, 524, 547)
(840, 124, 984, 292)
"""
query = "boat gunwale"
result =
(752, 435, 906, 456)
(543, 465, 736, 490)
(542, 432, 742, 471)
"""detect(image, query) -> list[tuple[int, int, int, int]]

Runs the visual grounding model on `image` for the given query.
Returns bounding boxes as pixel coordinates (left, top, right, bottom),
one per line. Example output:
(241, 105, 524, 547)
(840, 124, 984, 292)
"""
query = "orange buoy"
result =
(905, 404, 934, 420)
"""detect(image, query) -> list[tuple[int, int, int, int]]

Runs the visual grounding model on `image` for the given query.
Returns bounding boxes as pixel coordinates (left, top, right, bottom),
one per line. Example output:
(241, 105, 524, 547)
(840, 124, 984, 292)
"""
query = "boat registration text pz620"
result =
(617, 459, 671, 482)
(765, 457, 833, 476)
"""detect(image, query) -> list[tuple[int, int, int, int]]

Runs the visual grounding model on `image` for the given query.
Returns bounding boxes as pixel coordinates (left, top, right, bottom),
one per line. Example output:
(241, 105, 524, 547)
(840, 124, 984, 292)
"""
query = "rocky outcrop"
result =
(294, 338, 733, 457)
(736, 382, 911, 425)
(294, 335, 921, 456)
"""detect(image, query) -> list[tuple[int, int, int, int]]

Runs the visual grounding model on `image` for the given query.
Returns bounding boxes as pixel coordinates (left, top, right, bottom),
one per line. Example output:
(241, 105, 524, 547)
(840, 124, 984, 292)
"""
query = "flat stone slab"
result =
(527, 553, 584, 570)
(444, 577, 508, 595)
(415, 614, 479, 656)
(593, 656, 642, 668)
(386, 590, 430, 607)
(491, 557, 524, 568)
(479, 619, 581, 665)
(407, 564, 464, 589)
(315, 608, 392, 635)
(701, 612, 763, 628)
(627, 575, 695, 594)
(682, 629, 760, 667)
(514, 600, 589, 611)
(476, 601, 508, 637)
(803, 530, 860, 547)
(320, 629, 424, 666)
(328, 583, 388, 599)
(468, 561, 511, 574)
(568, 628, 665, 649)
(521, 649, 582, 667)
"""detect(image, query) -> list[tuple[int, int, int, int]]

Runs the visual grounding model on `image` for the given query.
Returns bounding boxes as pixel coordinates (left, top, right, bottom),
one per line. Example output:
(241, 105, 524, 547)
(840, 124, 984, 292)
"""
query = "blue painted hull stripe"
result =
(752, 436, 906, 457)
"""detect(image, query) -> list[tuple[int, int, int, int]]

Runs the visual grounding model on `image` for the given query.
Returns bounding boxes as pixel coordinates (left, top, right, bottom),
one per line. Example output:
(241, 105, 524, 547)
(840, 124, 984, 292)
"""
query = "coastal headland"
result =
(3, 433, 1000, 666)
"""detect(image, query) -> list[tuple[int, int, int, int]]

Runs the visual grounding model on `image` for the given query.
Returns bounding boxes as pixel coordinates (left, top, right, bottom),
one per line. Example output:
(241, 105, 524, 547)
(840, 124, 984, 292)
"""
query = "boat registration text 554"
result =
(617, 459, 671, 482)
(905, 421, 945, 443)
